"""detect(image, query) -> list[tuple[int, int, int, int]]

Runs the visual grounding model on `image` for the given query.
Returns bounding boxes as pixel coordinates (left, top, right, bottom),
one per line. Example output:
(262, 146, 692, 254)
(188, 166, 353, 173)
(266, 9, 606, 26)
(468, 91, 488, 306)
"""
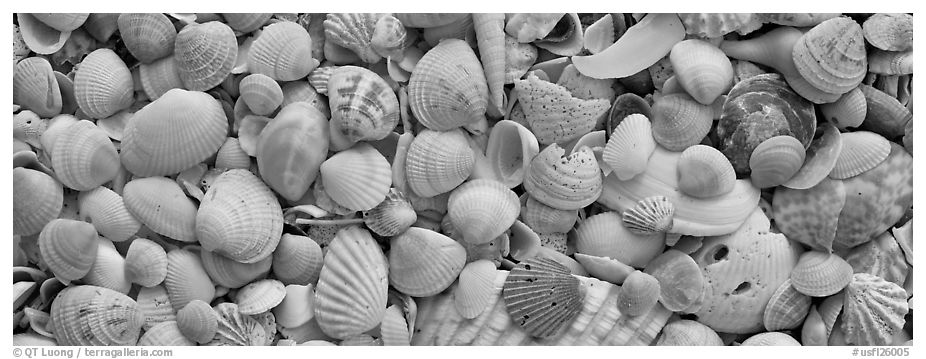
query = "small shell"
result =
(409, 39, 488, 131)
(236, 279, 286, 315)
(207, 302, 272, 346)
(669, 39, 734, 105)
(74, 48, 134, 119)
(446, 179, 520, 245)
(741, 332, 801, 346)
(575, 212, 665, 268)
(327, 66, 400, 147)
(136, 285, 176, 331)
(165, 249, 217, 312)
(862, 13, 913, 51)
(200, 249, 272, 289)
(607, 93, 653, 137)
(534, 13, 584, 56)
(622, 196, 675, 235)
(257, 103, 329, 201)
(891, 220, 912, 265)
(51, 285, 145, 346)
(124, 238, 168, 287)
(790, 251, 854, 297)
(841, 273, 908, 346)
(117, 13, 177, 64)
(502, 257, 583, 338)
(51, 120, 119, 191)
(483, 120, 539, 188)
(363, 188, 417, 237)
(12, 168, 62, 236)
(858, 84, 912, 139)
(677, 144, 736, 198)
(177, 300, 218, 344)
(13, 57, 62, 118)
(802, 305, 828, 346)
(174, 21, 237, 91)
(308, 66, 336, 95)
(123, 176, 199, 242)
(773, 178, 846, 252)
(650, 92, 713, 152)
(505, 35, 538, 84)
(393, 13, 467, 28)
(221, 13, 272, 33)
(515, 73, 610, 145)
(324, 14, 386, 63)
(617, 271, 661, 316)
(238, 73, 283, 116)
(678, 13, 762, 38)
(522, 195, 577, 235)
(762, 279, 811, 331)
(248, 21, 317, 81)
(272, 234, 324, 286)
(16, 13, 70, 55)
(320, 143, 392, 211)
(829, 131, 890, 179)
(792, 17, 867, 95)
(643, 249, 705, 312)
(215, 138, 251, 170)
(389, 227, 467, 297)
(404, 129, 475, 198)
(138, 55, 185, 101)
(602, 114, 657, 181)
(748, 135, 807, 189)
(80, 237, 132, 293)
(453, 260, 498, 319)
(523, 144, 602, 211)
(845, 231, 909, 287)
(656, 320, 723, 346)
(82, 13, 119, 42)
(371, 15, 407, 60)
(77, 186, 141, 242)
(138, 321, 195, 346)
(38, 219, 98, 281)
(820, 87, 866, 130)
(868, 49, 912, 75)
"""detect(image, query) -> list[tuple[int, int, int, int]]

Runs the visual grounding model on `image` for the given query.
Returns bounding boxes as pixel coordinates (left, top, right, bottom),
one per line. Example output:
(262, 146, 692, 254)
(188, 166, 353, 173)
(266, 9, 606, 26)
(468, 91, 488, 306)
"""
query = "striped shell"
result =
(473, 13, 506, 114)
(207, 302, 272, 346)
(74, 48, 134, 119)
(138, 321, 195, 346)
(363, 189, 417, 237)
(320, 143, 393, 211)
(841, 273, 908, 346)
(272, 284, 316, 328)
(515, 73, 610, 145)
(389, 227, 467, 297)
(830, 131, 890, 179)
(845, 231, 909, 288)
(575, 212, 665, 268)
(748, 135, 806, 189)
(380, 304, 410, 346)
(16, 13, 70, 55)
(200, 249, 272, 289)
(453, 260, 498, 319)
(248, 21, 317, 81)
(862, 13, 913, 51)
(51, 285, 145, 346)
(617, 271, 661, 316)
(522, 195, 577, 235)
(124, 238, 168, 287)
(792, 17, 867, 96)
(174, 21, 237, 91)
(31, 13, 88, 31)
(741, 332, 801, 346)
(77, 186, 140, 242)
(165, 249, 216, 311)
(327, 66, 399, 147)
(762, 279, 811, 331)
(257, 103, 330, 201)
(820, 87, 867, 130)
(117, 13, 176, 63)
(790, 251, 853, 297)
(867, 49, 912, 75)
(523, 144, 602, 211)
(38, 219, 98, 281)
(858, 84, 912, 139)
(221, 13, 272, 33)
(324, 13, 386, 63)
(51, 120, 119, 191)
(650, 92, 713, 152)
(622, 196, 675, 235)
(236, 279, 286, 315)
(502, 257, 583, 338)
(677, 145, 736, 198)
(447, 179, 520, 245)
(404, 129, 475, 198)
(371, 15, 407, 60)
(656, 320, 723, 346)
(123, 176, 198, 242)
(12, 167, 62, 236)
(602, 114, 656, 181)
(13, 57, 62, 117)
(678, 13, 762, 38)
(272, 234, 324, 286)
(138, 55, 184, 101)
(136, 285, 175, 331)
(82, 237, 131, 294)
(215, 138, 251, 170)
(485, 120, 540, 188)
(669, 39, 734, 105)
(409, 39, 488, 131)
(239, 74, 283, 116)
(308, 66, 336, 95)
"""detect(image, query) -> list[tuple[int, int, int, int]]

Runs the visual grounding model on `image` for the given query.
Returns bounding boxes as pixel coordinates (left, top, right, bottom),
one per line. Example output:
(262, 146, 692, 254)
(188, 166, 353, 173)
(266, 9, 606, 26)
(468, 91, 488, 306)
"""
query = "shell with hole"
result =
(622, 196, 675, 235)
(523, 144, 602, 211)
(404, 129, 475, 198)
(200, 249, 272, 289)
(123, 176, 198, 242)
(447, 179, 520, 245)
(575, 211, 665, 268)
(272, 234, 323, 286)
(221, 13, 272, 33)
(324, 13, 387, 64)
(138, 55, 185, 101)
(820, 86, 866, 130)
(389, 227, 466, 297)
(257, 102, 330, 201)
(38, 219, 98, 281)
(138, 321, 195, 346)
(617, 270, 661, 316)
(51, 285, 145, 346)
(363, 188, 418, 237)
(749, 135, 806, 189)
(173, 21, 237, 91)
(164, 248, 216, 312)
(124, 238, 168, 287)
(12, 167, 62, 236)
(77, 186, 141, 242)
(13, 57, 62, 118)
(650, 92, 713, 152)
(51, 120, 119, 191)
(522, 195, 577, 235)
(677, 13, 763, 38)
(238, 73, 283, 116)
(320, 143, 392, 211)
(515, 73, 611, 145)
(73, 48, 134, 119)
(677, 145, 736, 198)
(502, 257, 584, 338)
(792, 17, 867, 96)
(235, 279, 286, 315)
(602, 113, 656, 181)
(408, 39, 488, 131)
(248, 21, 317, 81)
(327, 66, 399, 148)
(669, 39, 734, 105)
(862, 13, 912, 51)
(117, 13, 176, 64)
(841, 273, 908, 346)
(762, 279, 811, 331)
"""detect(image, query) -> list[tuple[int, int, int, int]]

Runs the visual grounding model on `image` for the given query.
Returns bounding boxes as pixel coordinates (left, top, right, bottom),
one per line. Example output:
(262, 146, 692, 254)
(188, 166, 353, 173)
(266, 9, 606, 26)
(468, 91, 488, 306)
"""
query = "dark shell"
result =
(717, 73, 817, 176)
(607, 93, 652, 138)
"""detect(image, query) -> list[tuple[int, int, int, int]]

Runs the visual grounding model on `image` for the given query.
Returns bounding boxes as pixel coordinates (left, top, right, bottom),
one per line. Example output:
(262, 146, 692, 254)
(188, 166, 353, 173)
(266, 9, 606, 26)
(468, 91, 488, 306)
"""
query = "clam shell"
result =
(389, 227, 466, 297)
(17, 13, 70, 55)
(774, 178, 846, 252)
(73, 48, 134, 119)
(617, 271, 661, 317)
(522, 195, 577, 235)
(650, 92, 713, 152)
(622, 196, 675, 235)
(523, 144, 602, 211)
(38, 219, 98, 281)
(607, 93, 653, 137)
(643, 249, 704, 312)
(123, 176, 198, 242)
(77, 186, 140, 242)
(381, 304, 410, 346)
(174, 21, 237, 91)
(575, 211, 665, 268)
(862, 13, 913, 51)
(867, 49, 912, 75)
(677, 144, 736, 198)
(125, 238, 168, 287)
(371, 15, 407, 60)
(669, 39, 734, 105)
(327, 66, 399, 147)
(573, 253, 634, 285)
(790, 251, 853, 297)
(741, 332, 801, 346)
(502, 257, 583, 338)
(320, 143, 392, 211)
(363, 188, 417, 237)
(505, 35, 538, 84)
(404, 129, 475, 198)
(792, 17, 867, 95)
(829, 131, 890, 179)
(572, 13, 685, 80)
(12, 168, 62, 236)
(221, 13, 272, 33)
(802, 305, 828, 346)
(136, 285, 176, 331)
(207, 302, 272, 346)
(749, 135, 806, 189)
(138, 321, 195, 346)
(236, 279, 286, 315)
(656, 320, 723, 346)
(678, 13, 762, 38)
(238, 74, 282, 116)
(842, 273, 908, 346)
(324, 13, 386, 63)
(257, 102, 329, 201)
(31, 13, 88, 31)
(13, 57, 62, 117)
(314, 226, 389, 339)
(603, 114, 657, 181)
(51, 285, 145, 346)
(453, 260, 498, 320)
(473, 13, 506, 114)
(215, 137, 251, 170)
(858, 84, 912, 139)
(484, 120, 539, 188)
(248, 21, 317, 81)
(845, 231, 909, 287)
(273, 234, 324, 286)
(273, 284, 317, 329)
(82, 13, 119, 42)
(117, 13, 176, 64)
(138, 55, 185, 101)
(394, 13, 467, 28)
(165, 249, 216, 311)
(201, 249, 272, 289)
(51, 120, 119, 191)
(784, 122, 844, 189)
(447, 179, 520, 245)
(409, 39, 488, 131)
(515, 73, 610, 145)
(762, 279, 811, 331)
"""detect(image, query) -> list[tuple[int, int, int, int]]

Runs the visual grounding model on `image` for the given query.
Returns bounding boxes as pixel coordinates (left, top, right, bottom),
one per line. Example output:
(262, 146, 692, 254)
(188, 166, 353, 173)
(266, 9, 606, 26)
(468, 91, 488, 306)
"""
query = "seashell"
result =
(12, 168, 62, 236)
(380, 304, 410, 346)
(583, 13, 615, 55)
(238, 74, 282, 116)
(324, 13, 386, 63)
(409, 39, 488, 131)
(762, 279, 811, 331)
(858, 84, 912, 139)
(257, 102, 329, 201)
(622, 196, 675, 235)
(30, 13, 88, 32)
(138, 55, 185, 101)
(117, 13, 177, 64)
(792, 17, 867, 96)
(82, 13, 119, 42)
(200, 249, 272, 289)
(221, 13, 272, 33)
(845, 231, 909, 288)
(51, 285, 145, 346)
(602, 114, 656, 181)
(79, 237, 129, 294)
(308, 66, 336, 95)
(249, 21, 317, 81)
(656, 319, 723, 346)
(773, 178, 846, 252)
(867, 49, 912, 76)
(38, 219, 98, 281)
(617, 270, 661, 316)
(522, 195, 577, 235)
(677, 13, 763, 38)
(829, 131, 890, 180)
(327, 66, 399, 147)
(314, 226, 389, 339)
(669, 39, 734, 105)
(453, 260, 498, 320)
(748, 135, 806, 189)
(13, 57, 62, 118)
(760, 13, 841, 27)
(236, 114, 271, 158)
(404, 129, 475, 198)
(281, 80, 329, 116)
(422, 14, 475, 48)
(51, 120, 119, 191)
(389, 227, 466, 297)
(446, 179, 520, 245)
(841, 273, 908, 346)
(515, 73, 610, 145)
(363, 188, 417, 237)
(505, 35, 538, 84)
(607, 93, 652, 136)
(790, 251, 853, 297)
(236, 279, 286, 315)
(165, 249, 216, 312)
(802, 305, 828, 346)
(370, 15, 407, 60)
(523, 144, 602, 211)
(534, 13, 584, 56)
(473, 13, 506, 114)
(273, 284, 316, 328)
(77, 186, 140, 242)
(651, 93, 713, 152)
(643, 249, 705, 313)
(741, 332, 801, 346)
(174, 21, 237, 91)
(572, 13, 685, 79)
(12, 110, 48, 150)
(482, 120, 538, 188)
(320, 143, 393, 211)
(124, 238, 168, 287)
(677, 145, 736, 198)
(820, 87, 866, 131)
(575, 212, 665, 268)
(862, 13, 913, 51)
(214, 137, 251, 170)
(123, 176, 198, 242)
(135, 285, 176, 331)
(16, 13, 70, 55)
(207, 302, 272, 346)
(73, 48, 134, 119)
(504, 13, 562, 43)
(573, 253, 634, 285)
(272, 234, 323, 286)
(138, 321, 195, 346)
(503, 257, 583, 338)
(891, 220, 912, 265)
(393, 13, 467, 28)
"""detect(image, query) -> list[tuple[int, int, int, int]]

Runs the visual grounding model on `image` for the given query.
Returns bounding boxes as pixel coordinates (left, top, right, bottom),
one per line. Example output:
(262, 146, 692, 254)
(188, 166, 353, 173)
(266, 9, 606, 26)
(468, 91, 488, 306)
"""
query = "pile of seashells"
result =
(12, 12, 913, 346)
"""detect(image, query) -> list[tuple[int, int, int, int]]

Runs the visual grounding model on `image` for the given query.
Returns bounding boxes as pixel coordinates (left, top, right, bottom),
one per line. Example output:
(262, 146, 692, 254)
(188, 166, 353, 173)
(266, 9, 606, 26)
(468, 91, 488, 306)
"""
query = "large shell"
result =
(320, 143, 392, 211)
(314, 226, 389, 339)
(363, 189, 417, 237)
(858, 84, 912, 139)
(221, 13, 272, 33)
(236, 279, 286, 315)
(404, 129, 475, 198)
(643, 249, 704, 312)
(762, 279, 811, 331)
(677, 145, 736, 198)
(829, 131, 890, 179)
(650, 93, 713, 152)
(656, 320, 723, 346)
(453, 260, 498, 319)
(389, 227, 466, 297)
(248, 21, 317, 81)
(124, 238, 168, 287)
(165, 249, 216, 311)
(77, 186, 140, 242)
(841, 273, 908, 346)
(678, 13, 762, 38)
(138, 55, 184, 101)
(371, 15, 407, 60)
(51, 120, 119, 191)
(13, 57, 62, 117)
(669, 39, 734, 105)
(12, 168, 62, 236)
(257, 102, 329, 201)
(741, 332, 801, 346)
(447, 179, 520, 245)
(200, 249, 272, 288)
(845, 231, 909, 287)
(138, 321, 195, 346)
(749, 135, 806, 189)
(617, 270, 661, 317)
(522, 195, 577, 235)
(327, 66, 399, 147)
(575, 211, 665, 268)
(790, 251, 853, 297)
(73, 48, 134, 119)
(408, 39, 488, 131)
(622, 196, 675, 235)
(38, 219, 98, 281)
(123, 176, 198, 242)
(51, 285, 145, 346)
(207, 302, 272, 346)
(602, 114, 656, 181)
(238, 73, 282, 116)
(515, 73, 610, 145)
(324, 13, 386, 63)
(775, 177, 846, 253)
(502, 257, 583, 338)
(523, 144, 602, 211)
(117, 13, 176, 63)
(136, 285, 175, 331)
(174, 21, 237, 91)
(792, 17, 867, 95)
(272, 234, 324, 286)
(862, 13, 913, 51)
(17, 13, 70, 55)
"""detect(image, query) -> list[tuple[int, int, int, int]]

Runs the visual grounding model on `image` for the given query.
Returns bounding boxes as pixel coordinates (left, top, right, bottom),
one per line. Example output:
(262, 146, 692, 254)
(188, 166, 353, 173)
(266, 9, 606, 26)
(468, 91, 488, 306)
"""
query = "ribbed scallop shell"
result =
(453, 260, 498, 319)
(644, 249, 705, 312)
(447, 179, 520, 245)
(31, 13, 88, 31)
(16, 13, 70, 55)
(165, 249, 216, 311)
(820, 86, 867, 130)
(324, 13, 386, 63)
(308, 66, 336, 95)
(221, 13, 272, 33)
(138, 321, 195, 346)
(38, 219, 98, 281)
(790, 251, 853, 297)
(678, 13, 761, 38)
(515, 73, 610, 145)
(117, 13, 176, 64)
(409, 39, 488, 131)
(656, 319, 723, 346)
(256, 103, 329, 201)
(314, 226, 389, 339)
(862, 13, 912, 51)
(238, 73, 282, 116)
(485, 120, 539, 188)
(77, 186, 140, 242)
(363, 188, 417, 237)
(858, 84, 911, 139)
(123, 176, 198, 242)
(74, 48, 134, 119)
(200, 249, 271, 288)
(320, 143, 392, 211)
(404, 129, 475, 198)
(125, 238, 168, 287)
(669, 39, 734, 105)
(841, 273, 908, 345)
(138, 55, 184, 101)
(51, 120, 119, 191)
(248, 21, 316, 81)
(12, 168, 62, 236)
(272, 234, 323, 286)
(650, 93, 713, 152)
(236, 279, 286, 315)
(370, 15, 406, 59)
(602, 114, 656, 181)
(503, 257, 583, 338)
(380, 304, 410, 346)
(792, 17, 867, 95)
(51, 285, 145, 346)
(762, 279, 811, 331)
(136, 285, 176, 331)
(829, 131, 890, 179)
(741, 332, 801, 346)
(523, 144, 602, 211)
(676, 144, 736, 198)
(522, 195, 577, 235)
(773, 178, 846, 252)
(622, 196, 675, 235)
(207, 302, 272, 346)
(13, 57, 62, 117)
(618, 270, 661, 316)
(174, 21, 237, 91)
(327, 66, 399, 146)
(845, 231, 909, 287)
(575, 212, 665, 268)
(215, 137, 251, 169)
(389, 227, 466, 297)
(749, 135, 806, 189)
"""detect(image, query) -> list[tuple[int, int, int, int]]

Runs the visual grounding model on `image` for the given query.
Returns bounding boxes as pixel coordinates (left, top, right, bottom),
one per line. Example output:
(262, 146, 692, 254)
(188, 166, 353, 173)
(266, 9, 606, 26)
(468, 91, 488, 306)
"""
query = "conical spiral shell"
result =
(841, 273, 908, 346)
(324, 13, 386, 64)
(790, 251, 853, 297)
(12, 167, 62, 236)
(447, 179, 520, 245)
(677, 144, 736, 198)
(749, 135, 807, 189)
(125, 238, 169, 287)
(762, 279, 811, 331)
(239, 73, 283, 116)
(602, 114, 656, 181)
(523, 144, 602, 211)
(829, 131, 890, 179)
(669, 39, 734, 105)
(74, 48, 134, 119)
(363, 188, 418, 237)
(177, 300, 219, 344)
(515, 73, 610, 145)
(792, 17, 867, 95)
(453, 260, 498, 319)
(389, 227, 467, 297)
(138, 55, 185, 101)
(248, 21, 316, 81)
(327, 66, 400, 146)
(473, 13, 506, 114)
(117, 13, 176, 64)
(617, 270, 661, 317)
(221, 13, 272, 33)
(38, 219, 98, 281)
(650, 93, 714, 152)
(409, 38, 488, 131)
(236, 279, 286, 315)
(165, 249, 216, 311)
(522, 195, 577, 235)
(13, 57, 62, 118)
(622, 196, 675, 235)
(51, 120, 119, 191)
(123, 176, 198, 242)
(862, 13, 912, 51)
(272, 234, 324, 286)
(200, 249, 271, 289)
(51, 285, 145, 346)
(77, 186, 141, 242)
(215, 137, 251, 170)
(404, 129, 475, 198)
(502, 257, 583, 338)
(174, 21, 237, 91)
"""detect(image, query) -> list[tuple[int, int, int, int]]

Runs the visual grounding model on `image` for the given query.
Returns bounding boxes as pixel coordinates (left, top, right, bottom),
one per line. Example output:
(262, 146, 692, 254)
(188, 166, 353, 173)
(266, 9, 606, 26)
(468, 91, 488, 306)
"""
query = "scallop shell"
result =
(792, 17, 867, 95)
(124, 238, 168, 287)
(522, 195, 577, 235)
(790, 251, 853, 297)
(409, 38, 488, 131)
(762, 279, 811, 331)
(677, 13, 762, 38)
(656, 320, 723, 346)
(389, 227, 466, 297)
(523, 144, 602, 211)
(165, 249, 216, 311)
(273, 234, 324, 286)
(575, 212, 665, 268)
(862, 13, 912, 51)
(235, 279, 286, 315)
(677, 145, 736, 198)
(248, 21, 317, 81)
(37, 219, 98, 281)
(77, 186, 140, 242)
(327, 66, 400, 147)
(446, 179, 520, 245)
(51, 285, 145, 346)
(602, 114, 657, 181)
(669, 39, 734, 105)
(650, 92, 713, 152)
(404, 129, 475, 198)
(123, 176, 198, 242)
(829, 131, 890, 179)
(319, 143, 392, 211)
(622, 196, 675, 235)
(257, 102, 329, 201)
(200, 249, 272, 289)
(16, 13, 70, 55)
(117, 13, 176, 64)
(841, 273, 908, 346)
(174, 21, 237, 91)
(363, 188, 417, 237)
(138, 55, 185, 101)
(324, 13, 386, 63)
(858, 84, 912, 139)
(207, 302, 272, 346)
(502, 257, 583, 338)
(74, 48, 134, 119)
(214, 137, 251, 170)
(380, 304, 410, 346)
(221, 13, 272, 33)
(13, 57, 62, 118)
(121, 88, 228, 177)
(515, 73, 610, 145)
(453, 260, 498, 320)
(741, 332, 801, 346)
(135, 285, 176, 331)
(617, 270, 661, 317)
(238, 73, 282, 116)
(749, 135, 806, 189)
(370, 15, 407, 60)
(845, 231, 909, 287)
(138, 321, 195, 346)
(12, 168, 62, 236)
(51, 120, 119, 191)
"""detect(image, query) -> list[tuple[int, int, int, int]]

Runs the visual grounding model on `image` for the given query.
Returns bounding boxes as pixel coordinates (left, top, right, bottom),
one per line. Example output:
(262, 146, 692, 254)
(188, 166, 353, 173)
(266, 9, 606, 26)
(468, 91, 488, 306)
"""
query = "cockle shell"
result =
(602, 114, 656, 181)
(484, 120, 539, 188)
(320, 143, 392, 211)
(73, 48, 134, 119)
(522, 195, 577, 235)
(215, 137, 251, 170)
(669, 39, 734, 105)
(677, 13, 762, 38)
(453, 260, 498, 319)
(165, 249, 216, 311)
(858, 84, 912, 139)
(867, 49, 912, 75)
(77, 186, 140, 242)
(575, 212, 665, 268)
(748, 135, 806, 189)
(51, 285, 145, 346)
(523, 144, 602, 211)
(447, 179, 520, 245)
(829, 131, 890, 180)
(235, 279, 286, 315)
(371, 15, 407, 60)
(123, 176, 199, 242)
(404, 129, 475, 198)
(200, 249, 272, 289)
(622, 196, 675, 235)
(174, 21, 237, 91)
(16, 13, 70, 55)
(503, 257, 583, 338)
(327, 66, 399, 147)
(12, 168, 62, 236)
(51, 120, 119, 191)
(380, 304, 410, 346)
(38, 219, 98, 281)
(473, 13, 506, 114)
(248, 21, 317, 81)
(862, 13, 912, 51)
(617, 270, 661, 316)
(257, 102, 330, 201)
(314, 226, 389, 339)
(790, 251, 853, 297)
(845, 231, 909, 287)
(13, 57, 62, 118)
(656, 319, 723, 346)
(124, 237, 168, 287)
(792, 17, 867, 96)
(117, 13, 176, 64)
(273, 284, 316, 328)
(762, 279, 811, 331)
(841, 273, 908, 346)
(393, 13, 467, 28)
(409, 38, 488, 131)
(238, 73, 282, 116)
(650, 93, 713, 152)
(273, 234, 324, 286)
(324, 13, 386, 64)
(515, 73, 610, 145)
(138, 55, 184, 101)
(363, 188, 417, 237)
(221, 13, 272, 33)
(643, 249, 704, 312)
(676, 145, 736, 198)
(820, 86, 867, 130)
(740, 332, 801, 346)
(138, 321, 195, 346)
(207, 302, 273, 346)
(389, 227, 466, 297)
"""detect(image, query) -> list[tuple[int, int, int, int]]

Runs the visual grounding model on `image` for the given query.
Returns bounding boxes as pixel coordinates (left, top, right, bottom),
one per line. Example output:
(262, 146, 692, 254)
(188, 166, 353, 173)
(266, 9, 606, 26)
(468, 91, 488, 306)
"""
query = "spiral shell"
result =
(165, 249, 216, 312)
(792, 17, 867, 96)
(389, 227, 466, 297)
(748, 135, 806, 189)
(409, 38, 488, 131)
(447, 179, 520, 245)
(602, 114, 656, 181)
(503, 257, 583, 338)
(13, 57, 62, 118)
(523, 144, 602, 211)
(77, 186, 141, 242)
(576, 212, 665, 268)
(38, 219, 98, 281)
(51, 285, 145, 346)
(238, 73, 283, 116)
(221, 13, 272, 33)
(622, 196, 675, 235)
(404, 129, 475, 198)
(617, 271, 661, 317)
(327, 66, 400, 146)
(200, 249, 271, 289)
(790, 251, 853, 297)
(51, 120, 119, 191)
(677, 145, 736, 198)
(762, 279, 811, 331)
(830, 131, 890, 180)
(678, 13, 762, 38)
(257, 102, 329, 201)
(12, 168, 62, 236)
(522, 195, 577, 235)
(138, 55, 185, 101)
(117, 13, 176, 63)
(124, 238, 168, 287)
(123, 176, 199, 242)
(248, 21, 317, 81)
(324, 13, 386, 64)
(272, 234, 323, 286)
(74, 48, 134, 119)
(473, 13, 506, 114)
(669, 39, 734, 105)
(862, 13, 912, 51)
(207, 302, 273, 346)
(138, 321, 195, 346)
(174, 21, 237, 91)
(515, 73, 610, 145)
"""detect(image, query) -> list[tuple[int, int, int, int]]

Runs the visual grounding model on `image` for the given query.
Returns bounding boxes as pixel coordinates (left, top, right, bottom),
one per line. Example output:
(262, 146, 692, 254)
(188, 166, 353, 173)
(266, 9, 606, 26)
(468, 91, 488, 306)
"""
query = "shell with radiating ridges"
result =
(363, 188, 417, 237)
(656, 320, 723, 346)
(371, 15, 407, 60)
(138, 321, 195, 346)
(447, 179, 520, 245)
(51, 285, 145, 346)
(117, 13, 176, 64)
(862, 13, 912, 51)
(602, 114, 657, 181)
(763, 279, 811, 331)
(215, 137, 251, 170)
(503, 257, 583, 338)
(790, 251, 853, 297)
(200, 249, 271, 289)
(741, 332, 801, 346)
(792, 17, 867, 96)
(236, 279, 286, 315)
(12, 167, 62, 236)
(677, 144, 736, 198)
(845, 231, 909, 288)
(82, 237, 131, 294)
(622, 196, 675, 235)
(164, 249, 216, 311)
(272, 234, 324, 286)
(515, 73, 610, 145)
(678, 13, 762, 38)
(248, 21, 317, 81)
(522, 195, 577, 235)
(77, 186, 140, 242)
(618, 270, 661, 317)
(207, 302, 272, 346)
(523, 144, 602, 211)
(389, 227, 466, 297)
(174, 21, 237, 91)
(669, 39, 734, 105)
(324, 13, 386, 63)
(650, 92, 713, 152)
(238, 73, 283, 116)
(257, 102, 330, 201)
(123, 176, 198, 242)
(380, 304, 410, 346)
(125, 238, 168, 287)
(221, 13, 272, 33)
(13, 57, 62, 117)
(841, 273, 908, 346)
(51, 120, 119, 191)
(830, 131, 890, 180)
(453, 260, 498, 319)
(327, 66, 400, 147)
(749, 135, 806, 189)
(820, 86, 867, 130)
(576, 212, 665, 268)
(139, 55, 185, 101)
(404, 129, 475, 198)
(38, 219, 98, 281)
(320, 143, 393, 211)
(409, 39, 488, 131)
(858, 84, 911, 140)
(136, 285, 176, 331)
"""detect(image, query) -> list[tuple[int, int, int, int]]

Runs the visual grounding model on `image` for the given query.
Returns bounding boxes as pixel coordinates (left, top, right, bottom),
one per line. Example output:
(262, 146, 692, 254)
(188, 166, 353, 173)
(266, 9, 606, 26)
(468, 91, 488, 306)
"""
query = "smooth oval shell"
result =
(644, 249, 704, 312)
(522, 195, 577, 235)
(51, 120, 119, 191)
(404, 129, 475, 198)
(165, 249, 216, 312)
(327, 66, 400, 147)
(790, 251, 853, 297)
(453, 260, 498, 319)
(447, 179, 520, 245)
(272, 234, 324, 286)
(17, 13, 70, 55)
(829, 131, 890, 179)
(763, 279, 811, 331)
(389, 227, 466, 297)
(741, 332, 801, 346)
(320, 143, 392, 211)
(257, 102, 330, 201)
(523, 144, 602, 211)
(749, 135, 806, 189)
(622, 196, 675, 235)
(603, 114, 656, 181)
(862, 13, 913, 51)
(617, 271, 661, 316)
(409, 39, 488, 131)
(123, 176, 198, 242)
(575, 211, 665, 268)
(238, 73, 283, 116)
(669, 39, 734, 105)
(650, 93, 713, 152)
(200, 249, 272, 289)
(841, 273, 908, 346)
(174, 21, 237, 91)
(138, 55, 185, 101)
(221, 13, 272, 33)
(515, 73, 610, 145)
(236, 279, 286, 315)
(12, 167, 62, 236)
(117, 13, 176, 63)
(677, 145, 736, 198)
(82, 237, 131, 294)
(363, 188, 417, 237)
(324, 13, 385, 63)
(51, 285, 145, 346)
(38, 219, 98, 281)
(272, 284, 316, 329)
(792, 17, 867, 95)
(78, 186, 141, 242)
(138, 321, 195, 346)
(249, 21, 317, 81)
(74, 48, 134, 119)
(503, 257, 583, 338)
(124, 237, 168, 287)
(656, 320, 723, 346)
(13, 57, 62, 118)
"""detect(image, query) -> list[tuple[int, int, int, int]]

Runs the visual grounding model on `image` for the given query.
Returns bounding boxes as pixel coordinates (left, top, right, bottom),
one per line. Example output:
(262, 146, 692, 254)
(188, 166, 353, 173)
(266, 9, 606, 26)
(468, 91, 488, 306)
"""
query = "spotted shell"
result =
(409, 39, 488, 131)
(124, 238, 168, 287)
(248, 21, 317, 81)
(845, 231, 909, 288)
(12, 168, 62, 236)
(792, 17, 867, 96)
(389, 227, 466, 297)
(829, 131, 890, 179)
(174, 21, 237, 91)
(521, 195, 577, 235)
(200, 249, 272, 289)
(820, 86, 867, 130)
(656, 319, 723, 346)
(447, 179, 520, 245)
(677, 13, 762, 38)
(617, 270, 661, 317)
(13, 57, 62, 118)
(221, 13, 272, 33)
(523, 144, 602, 211)
(575, 211, 665, 268)
(138, 55, 184, 101)
(165, 249, 216, 312)
(117, 13, 176, 64)
(677, 145, 736, 198)
(650, 93, 713, 152)
(38, 219, 98, 281)
(327, 66, 399, 147)
(123, 176, 198, 242)
(862, 13, 913, 51)
(257, 102, 329, 201)
(138, 321, 195, 346)
(622, 196, 675, 235)
(841, 273, 908, 346)
(515, 73, 610, 145)
(324, 13, 386, 63)
(404, 129, 475, 198)
(51, 120, 119, 191)
(272, 234, 324, 286)
(773, 178, 846, 252)
(749, 135, 806, 189)
(602, 114, 656, 181)
(502, 257, 583, 338)
(77, 186, 140, 242)
(74, 48, 134, 119)
(363, 188, 417, 237)
(207, 302, 272, 346)
(669, 39, 734, 105)
(51, 285, 145, 346)
(762, 279, 811, 331)
(790, 251, 853, 297)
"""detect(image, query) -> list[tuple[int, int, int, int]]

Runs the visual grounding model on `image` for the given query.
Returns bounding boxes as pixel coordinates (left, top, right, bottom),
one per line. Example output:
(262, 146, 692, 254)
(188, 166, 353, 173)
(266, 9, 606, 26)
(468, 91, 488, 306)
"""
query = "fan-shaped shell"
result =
(314, 226, 389, 339)
(319, 143, 392, 211)
(677, 145, 736, 198)
(51, 285, 145, 346)
(324, 13, 386, 63)
(138, 55, 185, 101)
(622, 196, 675, 235)
(370, 15, 407, 60)
(669, 39, 734, 105)
(165, 249, 216, 311)
(841, 273, 908, 346)
(221, 13, 272, 33)
(575, 212, 665, 268)
(214, 137, 251, 170)
(409, 39, 488, 131)
(257, 102, 330, 201)
(790, 251, 853, 297)
(523, 144, 602, 211)
(618, 270, 661, 316)
(238, 73, 282, 116)
(650, 92, 713, 152)
(602, 114, 657, 181)
(845, 231, 909, 287)
(117, 13, 176, 64)
(207, 302, 272, 346)
(394, 13, 468, 28)
(404, 129, 475, 198)
(762, 279, 811, 331)
(522, 195, 577, 235)
(136, 285, 176, 331)
(248, 21, 317, 81)
(741, 332, 801, 346)
(31, 13, 88, 31)
(749, 135, 806, 189)
(485, 120, 539, 188)
(125, 238, 168, 287)
(858, 84, 911, 140)
(77, 186, 141, 242)
(174, 21, 237, 91)
(123, 176, 198, 242)
(327, 66, 400, 147)
(308, 65, 336, 95)
(138, 321, 195, 346)
(16, 13, 70, 55)
(12, 167, 62, 236)
(447, 179, 520, 245)
(678, 13, 762, 38)
(389, 227, 466, 297)
(862, 13, 912, 51)
(830, 131, 890, 180)
(272, 284, 316, 328)
(362, 188, 417, 237)
(13, 57, 62, 118)
(503, 257, 583, 338)
(236, 279, 286, 315)
(784, 122, 844, 190)
(200, 249, 271, 289)
(515, 73, 610, 145)
(73, 48, 134, 119)
(380, 304, 410, 346)
(272, 234, 324, 286)
(453, 260, 498, 319)
(38, 219, 98, 281)
(792, 17, 867, 95)
(51, 120, 119, 191)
